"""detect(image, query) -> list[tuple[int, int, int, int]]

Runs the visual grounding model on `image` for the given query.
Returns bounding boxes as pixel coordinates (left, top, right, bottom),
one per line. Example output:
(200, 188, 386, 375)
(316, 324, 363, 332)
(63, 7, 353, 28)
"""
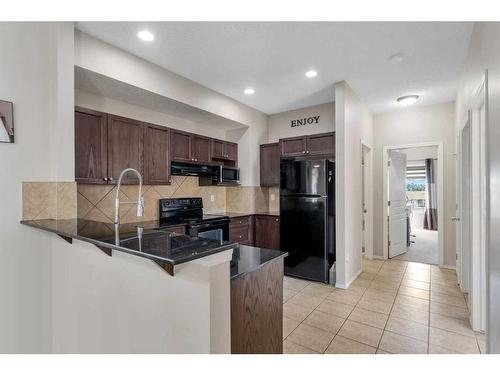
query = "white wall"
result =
(0, 22, 76, 353)
(75, 90, 226, 140)
(267, 102, 335, 143)
(454, 22, 500, 353)
(373, 102, 456, 266)
(335, 81, 373, 288)
(74, 30, 268, 186)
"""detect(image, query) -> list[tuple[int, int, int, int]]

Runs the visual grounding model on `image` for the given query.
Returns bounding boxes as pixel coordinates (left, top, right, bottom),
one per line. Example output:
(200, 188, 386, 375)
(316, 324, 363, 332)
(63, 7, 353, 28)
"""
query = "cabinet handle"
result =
(302, 150, 306, 154)
(109, 177, 114, 181)
(239, 235, 242, 239)
(275, 218, 279, 222)
(103, 177, 108, 182)
(307, 150, 310, 154)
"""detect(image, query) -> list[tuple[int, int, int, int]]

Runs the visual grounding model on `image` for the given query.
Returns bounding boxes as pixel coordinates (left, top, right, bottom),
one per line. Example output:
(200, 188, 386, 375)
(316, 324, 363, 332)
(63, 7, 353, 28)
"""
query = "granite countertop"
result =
(230, 244, 287, 279)
(214, 211, 280, 218)
(21, 219, 235, 267)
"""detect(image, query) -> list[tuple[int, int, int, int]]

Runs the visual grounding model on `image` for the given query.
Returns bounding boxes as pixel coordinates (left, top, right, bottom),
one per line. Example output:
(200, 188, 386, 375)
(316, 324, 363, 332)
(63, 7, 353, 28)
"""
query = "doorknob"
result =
(452, 217, 460, 221)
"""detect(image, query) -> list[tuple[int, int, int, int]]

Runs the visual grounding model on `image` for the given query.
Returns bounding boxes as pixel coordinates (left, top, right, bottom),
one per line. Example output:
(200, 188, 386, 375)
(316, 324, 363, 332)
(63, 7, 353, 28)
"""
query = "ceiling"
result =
(75, 22, 473, 115)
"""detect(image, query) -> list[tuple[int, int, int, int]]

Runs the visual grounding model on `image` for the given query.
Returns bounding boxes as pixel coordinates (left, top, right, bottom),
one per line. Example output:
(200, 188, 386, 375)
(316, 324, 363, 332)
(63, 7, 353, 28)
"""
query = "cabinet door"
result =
(171, 130, 192, 162)
(144, 123, 171, 185)
(255, 215, 280, 250)
(225, 142, 238, 163)
(306, 132, 335, 156)
(279, 136, 306, 157)
(107, 115, 143, 184)
(192, 135, 211, 163)
(260, 143, 280, 187)
(75, 107, 108, 184)
(211, 139, 225, 159)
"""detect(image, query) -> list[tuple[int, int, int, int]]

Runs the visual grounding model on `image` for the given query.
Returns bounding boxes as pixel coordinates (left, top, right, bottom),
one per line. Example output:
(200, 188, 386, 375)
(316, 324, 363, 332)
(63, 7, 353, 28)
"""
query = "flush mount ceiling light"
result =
(388, 53, 405, 65)
(137, 30, 155, 42)
(244, 88, 255, 95)
(397, 95, 419, 106)
(305, 70, 318, 78)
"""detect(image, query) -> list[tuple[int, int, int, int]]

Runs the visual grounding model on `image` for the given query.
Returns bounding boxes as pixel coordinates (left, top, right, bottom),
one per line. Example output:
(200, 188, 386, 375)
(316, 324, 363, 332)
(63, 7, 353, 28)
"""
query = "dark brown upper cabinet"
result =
(211, 139, 238, 163)
(75, 107, 108, 184)
(170, 129, 192, 163)
(260, 143, 280, 187)
(306, 132, 335, 156)
(191, 135, 212, 163)
(254, 215, 280, 250)
(279, 135, 307, 157)
(107, 114, 143, 184)
(144, 123, 171, 185)
(279, 132, 335, 157)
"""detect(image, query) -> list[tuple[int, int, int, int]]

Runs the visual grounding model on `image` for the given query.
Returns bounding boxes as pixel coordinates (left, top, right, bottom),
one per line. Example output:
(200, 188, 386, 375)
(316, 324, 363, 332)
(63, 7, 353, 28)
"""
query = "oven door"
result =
(189, 219, 229, 242)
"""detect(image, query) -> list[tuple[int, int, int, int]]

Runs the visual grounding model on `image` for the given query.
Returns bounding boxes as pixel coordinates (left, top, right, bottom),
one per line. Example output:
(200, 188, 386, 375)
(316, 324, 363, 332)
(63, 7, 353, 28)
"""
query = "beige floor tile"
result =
(303, 310, 345, 334)
(431, 291, 467, 308)
(405, 268, 431, 277)
(430, 313, 474, 337)
(385, 316, 429, 342)
(305, 282, 335, 293)
(287, 323, 335, 353)
(283, 317, 301, 339)
(395, 294, 430, 312)
(390, 303, 429, 325)
(431, 277, 458, 289)
(430, 301, 469, 320)
(283, 339, 320, 354)
(350, 278, 372, 288)
(373, 274, 403, 285)
(369, 281, 400, 293)
(398, 286, 430, 300)
(431, 283, 463, 297)
(348, 306, 388, 329)
(325, 335, 377, 354)
(401, 279, 430, 291)
(407, 262, 431, 270)
(376, 349, 392, 354)
(283, 301, 315, 322)
(289, 291, 325, 309)
(283, 288, 298, 303)
(327, 290, 363, 306)
(300, 285, 332, 299)
(337, 320, 383, 347)
(357, 271, 377, 281)
(429, 344, 460, 354)
(476, 332, 487, 354)
(316, 299, 354, 319)
(284, 277, 311, 292)
(379, 331, 427, 354)
(404, 272, 430, 283)
(344, 284, 367, 295)
(363, 289, 397, 304)
(378, 268, 405, 277)
(429, 327, 479, 354)
(357, 296, 393, 314)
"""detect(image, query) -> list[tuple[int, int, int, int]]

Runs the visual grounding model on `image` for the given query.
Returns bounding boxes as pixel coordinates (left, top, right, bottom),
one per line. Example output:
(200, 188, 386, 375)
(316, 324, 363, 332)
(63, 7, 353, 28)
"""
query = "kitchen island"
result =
(21, 218, 286, 354)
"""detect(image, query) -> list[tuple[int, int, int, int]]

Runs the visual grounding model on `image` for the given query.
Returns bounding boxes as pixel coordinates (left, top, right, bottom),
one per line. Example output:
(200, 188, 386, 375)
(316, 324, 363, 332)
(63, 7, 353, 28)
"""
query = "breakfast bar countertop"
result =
(21, 218, 235, 267)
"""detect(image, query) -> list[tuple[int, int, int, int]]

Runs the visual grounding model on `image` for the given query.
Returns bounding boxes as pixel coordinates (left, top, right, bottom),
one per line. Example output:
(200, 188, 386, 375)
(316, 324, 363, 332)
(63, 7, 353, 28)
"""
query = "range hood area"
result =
(171, 161, 217, 177)
(171, 161, 240, 186)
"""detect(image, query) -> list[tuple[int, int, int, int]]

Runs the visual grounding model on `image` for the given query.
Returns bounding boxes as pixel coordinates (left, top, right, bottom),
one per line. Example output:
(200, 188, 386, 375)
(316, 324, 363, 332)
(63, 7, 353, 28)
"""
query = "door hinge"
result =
(456, 253, 458, 260)
(388, 160, 391, 167)
(388, 201, 391, 206)
(388, 240, 391, 246)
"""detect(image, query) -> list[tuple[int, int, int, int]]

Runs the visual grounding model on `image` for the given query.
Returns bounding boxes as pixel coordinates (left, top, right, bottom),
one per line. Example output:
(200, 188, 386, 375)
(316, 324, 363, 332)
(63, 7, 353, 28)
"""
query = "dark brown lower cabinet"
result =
(231, 259, 284, 354)
(254, 215, 280, 250)
(229, 215, 254, 246)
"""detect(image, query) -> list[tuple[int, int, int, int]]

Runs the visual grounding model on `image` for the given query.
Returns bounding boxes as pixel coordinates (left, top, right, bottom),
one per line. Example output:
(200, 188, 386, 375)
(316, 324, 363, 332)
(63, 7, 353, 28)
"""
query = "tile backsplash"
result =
(77, 176, 226, 224)
(22, 181, 77, 220)
(268, 187, 280, 212)
(226, 186, 270, 213)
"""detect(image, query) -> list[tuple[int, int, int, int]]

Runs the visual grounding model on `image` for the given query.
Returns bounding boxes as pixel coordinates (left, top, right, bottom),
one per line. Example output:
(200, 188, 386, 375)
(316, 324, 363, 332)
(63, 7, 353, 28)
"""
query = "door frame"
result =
(382, 142, 444, 266)
(361, 141, 374, 260)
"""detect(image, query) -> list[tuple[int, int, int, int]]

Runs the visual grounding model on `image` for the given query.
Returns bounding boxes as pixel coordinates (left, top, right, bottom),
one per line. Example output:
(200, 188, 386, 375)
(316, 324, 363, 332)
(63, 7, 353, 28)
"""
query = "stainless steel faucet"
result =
(114, 168, 144, 225)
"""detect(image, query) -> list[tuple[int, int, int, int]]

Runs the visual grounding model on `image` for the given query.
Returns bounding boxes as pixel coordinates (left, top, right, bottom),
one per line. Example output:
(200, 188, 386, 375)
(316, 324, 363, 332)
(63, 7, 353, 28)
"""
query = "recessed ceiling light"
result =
(137, 30, 154, 42)
(397, 95, 419, 106)
(305, 70, 318, 78)
(388, 53, 405, 64)
(244, 88, 255, 95)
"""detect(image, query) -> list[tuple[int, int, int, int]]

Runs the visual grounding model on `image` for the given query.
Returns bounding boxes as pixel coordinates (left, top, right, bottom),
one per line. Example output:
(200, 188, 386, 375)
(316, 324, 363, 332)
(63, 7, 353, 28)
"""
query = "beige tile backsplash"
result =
(23, 177, 276, 223)
(22, 181, 77, 220)
(269, 187, 280, 212)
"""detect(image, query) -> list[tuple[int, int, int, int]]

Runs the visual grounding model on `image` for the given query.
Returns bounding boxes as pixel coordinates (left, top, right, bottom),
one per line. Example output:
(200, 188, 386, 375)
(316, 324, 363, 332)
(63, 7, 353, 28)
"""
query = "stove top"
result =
(158, 197, 229, 227)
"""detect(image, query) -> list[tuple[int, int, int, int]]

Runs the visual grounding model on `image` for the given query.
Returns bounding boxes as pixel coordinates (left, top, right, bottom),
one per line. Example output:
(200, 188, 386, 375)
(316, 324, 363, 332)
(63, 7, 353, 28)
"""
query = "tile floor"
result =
(283, 258, 486, 354)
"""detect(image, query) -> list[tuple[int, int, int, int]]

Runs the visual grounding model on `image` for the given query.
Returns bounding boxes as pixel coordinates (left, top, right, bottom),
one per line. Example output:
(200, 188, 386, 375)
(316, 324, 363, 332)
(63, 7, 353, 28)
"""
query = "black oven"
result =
(188, 218, 229, 242)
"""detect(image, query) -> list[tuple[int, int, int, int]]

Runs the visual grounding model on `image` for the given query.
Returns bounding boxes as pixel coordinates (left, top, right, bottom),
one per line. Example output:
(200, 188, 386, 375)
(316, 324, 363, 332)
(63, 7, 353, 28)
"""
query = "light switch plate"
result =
(270, 194, 275, 201)
(210, 194, 215, 202)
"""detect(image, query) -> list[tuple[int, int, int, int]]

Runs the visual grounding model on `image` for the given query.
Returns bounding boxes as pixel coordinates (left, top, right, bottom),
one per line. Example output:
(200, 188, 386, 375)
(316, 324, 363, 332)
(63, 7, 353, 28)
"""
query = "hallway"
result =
(283, 258, 485, 354)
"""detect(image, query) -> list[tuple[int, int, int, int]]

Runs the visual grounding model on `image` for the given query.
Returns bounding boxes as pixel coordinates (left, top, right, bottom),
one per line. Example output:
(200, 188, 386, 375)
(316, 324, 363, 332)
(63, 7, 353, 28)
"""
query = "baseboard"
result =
(335, 268, 362, 290)
(372, 255, 386, 260)
(441, 264, 456, 270)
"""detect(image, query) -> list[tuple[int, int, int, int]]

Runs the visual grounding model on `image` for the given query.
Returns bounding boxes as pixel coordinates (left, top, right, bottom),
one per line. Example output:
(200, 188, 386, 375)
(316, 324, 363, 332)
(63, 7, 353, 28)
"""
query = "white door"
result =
(389, 151, 408, 258)
(460, 121, 472, 294)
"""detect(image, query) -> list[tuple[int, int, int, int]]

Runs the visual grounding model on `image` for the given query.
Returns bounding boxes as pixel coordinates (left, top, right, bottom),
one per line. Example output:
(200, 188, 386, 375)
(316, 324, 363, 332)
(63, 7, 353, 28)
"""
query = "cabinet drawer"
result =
(230, 216, 252, 227)
(229, 225, 251, 243)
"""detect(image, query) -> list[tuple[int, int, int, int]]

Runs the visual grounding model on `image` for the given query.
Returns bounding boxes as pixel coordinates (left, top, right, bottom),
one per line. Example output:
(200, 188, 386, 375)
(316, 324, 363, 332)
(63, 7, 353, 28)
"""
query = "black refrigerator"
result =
(280, 159, 335, 283)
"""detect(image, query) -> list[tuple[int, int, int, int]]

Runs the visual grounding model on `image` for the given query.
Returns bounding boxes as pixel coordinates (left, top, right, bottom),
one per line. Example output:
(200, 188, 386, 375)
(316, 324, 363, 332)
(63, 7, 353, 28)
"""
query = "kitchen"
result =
(2, 18, 495, 360)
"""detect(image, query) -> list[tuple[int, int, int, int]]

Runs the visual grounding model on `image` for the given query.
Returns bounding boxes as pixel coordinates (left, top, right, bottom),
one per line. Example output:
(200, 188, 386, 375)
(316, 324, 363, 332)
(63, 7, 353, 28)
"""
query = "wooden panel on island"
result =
(230, 259, 284, 354)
